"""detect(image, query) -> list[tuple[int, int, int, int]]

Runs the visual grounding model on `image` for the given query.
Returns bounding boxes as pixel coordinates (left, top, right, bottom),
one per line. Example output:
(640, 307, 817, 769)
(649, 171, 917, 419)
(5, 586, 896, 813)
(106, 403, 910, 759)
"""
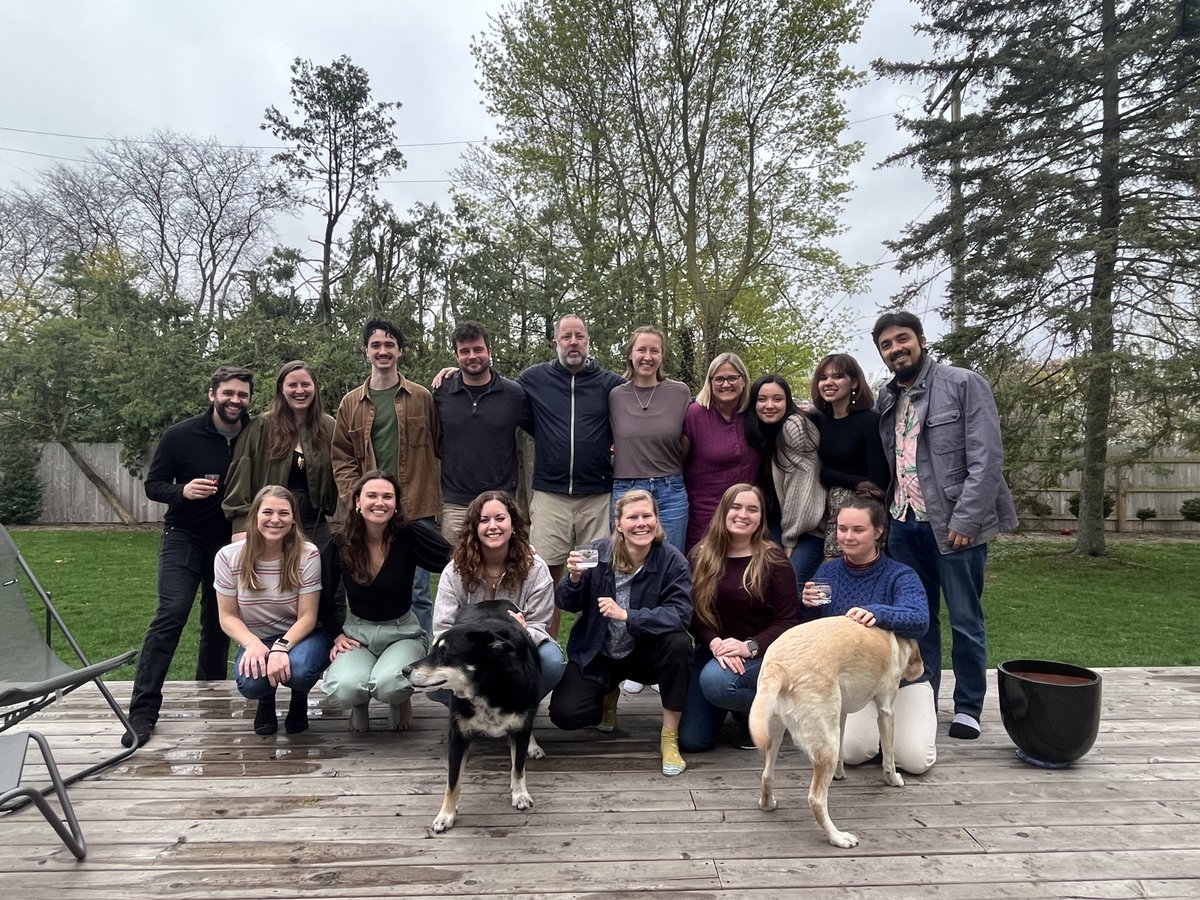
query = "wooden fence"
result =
(1016, 446, 1200, 534)
(36, 443, 163, 524)
(29, 441, 1200, 532)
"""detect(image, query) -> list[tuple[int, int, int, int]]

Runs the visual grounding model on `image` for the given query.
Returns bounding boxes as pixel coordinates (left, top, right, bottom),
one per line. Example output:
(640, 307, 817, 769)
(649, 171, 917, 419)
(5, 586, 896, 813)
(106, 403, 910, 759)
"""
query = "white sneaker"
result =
(622, 680, 645, 694)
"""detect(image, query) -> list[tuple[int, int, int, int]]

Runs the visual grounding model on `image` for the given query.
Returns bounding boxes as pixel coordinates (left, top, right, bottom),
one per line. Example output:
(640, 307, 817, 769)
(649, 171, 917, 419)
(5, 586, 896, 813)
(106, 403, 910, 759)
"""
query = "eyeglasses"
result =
(711, 375, 743, 385)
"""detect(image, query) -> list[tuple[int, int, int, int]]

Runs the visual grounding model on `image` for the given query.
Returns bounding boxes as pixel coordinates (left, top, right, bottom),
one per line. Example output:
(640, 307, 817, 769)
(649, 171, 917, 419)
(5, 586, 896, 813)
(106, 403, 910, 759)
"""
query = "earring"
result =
(355, 507, 362, 515)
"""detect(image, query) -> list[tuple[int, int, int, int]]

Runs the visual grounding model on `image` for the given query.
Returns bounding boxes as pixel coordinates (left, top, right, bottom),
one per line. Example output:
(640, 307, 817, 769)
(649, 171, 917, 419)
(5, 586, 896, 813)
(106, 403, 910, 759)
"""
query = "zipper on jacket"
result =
(568, 373, 576, 494)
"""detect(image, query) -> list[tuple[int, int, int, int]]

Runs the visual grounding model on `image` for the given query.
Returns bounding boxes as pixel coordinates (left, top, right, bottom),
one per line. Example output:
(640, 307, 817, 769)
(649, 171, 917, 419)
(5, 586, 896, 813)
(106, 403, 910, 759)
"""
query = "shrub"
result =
(1182, 498, 1200, 523)
(0, 442, 44, 524)
(1068, 490, 1115, 519)
(1135, 507, 1157, 521)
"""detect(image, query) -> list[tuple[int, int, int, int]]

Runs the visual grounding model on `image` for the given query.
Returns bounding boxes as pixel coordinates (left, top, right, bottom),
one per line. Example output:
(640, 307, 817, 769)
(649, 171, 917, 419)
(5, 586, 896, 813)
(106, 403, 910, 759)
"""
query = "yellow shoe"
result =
(661, 727, 686, 776)
(597, 688, 619, 733)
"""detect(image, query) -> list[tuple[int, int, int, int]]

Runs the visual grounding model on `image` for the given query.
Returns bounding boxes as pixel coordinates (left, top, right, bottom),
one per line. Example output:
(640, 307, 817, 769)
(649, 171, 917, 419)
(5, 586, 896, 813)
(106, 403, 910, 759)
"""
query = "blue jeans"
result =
(411, 515, 436, 638)
(234, 630, 332, 700)
(768, 520, 826, 609)
(888, 512, 989, 719)
(787, 533, 826, 594)
(679, 647, 763, 752)
(612, 474, 688, 552)
(128, 527, 231, 725)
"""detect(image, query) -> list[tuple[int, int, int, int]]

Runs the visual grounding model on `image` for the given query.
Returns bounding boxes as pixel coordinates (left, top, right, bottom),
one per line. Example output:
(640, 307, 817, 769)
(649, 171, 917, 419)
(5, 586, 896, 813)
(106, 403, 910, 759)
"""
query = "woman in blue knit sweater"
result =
(803, 484, 937, 774)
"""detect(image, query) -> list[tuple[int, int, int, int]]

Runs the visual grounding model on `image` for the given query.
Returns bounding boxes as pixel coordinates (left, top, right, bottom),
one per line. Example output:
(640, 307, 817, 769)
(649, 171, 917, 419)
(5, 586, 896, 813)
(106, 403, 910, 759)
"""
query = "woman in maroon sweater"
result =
(678, 484, 798, 752)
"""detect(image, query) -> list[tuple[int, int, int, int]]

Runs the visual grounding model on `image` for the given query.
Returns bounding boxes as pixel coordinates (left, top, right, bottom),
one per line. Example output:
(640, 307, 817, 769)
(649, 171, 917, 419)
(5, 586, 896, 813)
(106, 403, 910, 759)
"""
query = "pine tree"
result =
(877, 0, 1200, 555)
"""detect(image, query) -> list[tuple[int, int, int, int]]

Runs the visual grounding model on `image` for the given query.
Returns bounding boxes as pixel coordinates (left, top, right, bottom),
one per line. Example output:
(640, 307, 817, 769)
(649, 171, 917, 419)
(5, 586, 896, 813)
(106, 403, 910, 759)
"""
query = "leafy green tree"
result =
(263, 56, 406, 326)
(466, 0, 864, 379)
(877, 0, 1200, 556)
(0, 250, 208, 520)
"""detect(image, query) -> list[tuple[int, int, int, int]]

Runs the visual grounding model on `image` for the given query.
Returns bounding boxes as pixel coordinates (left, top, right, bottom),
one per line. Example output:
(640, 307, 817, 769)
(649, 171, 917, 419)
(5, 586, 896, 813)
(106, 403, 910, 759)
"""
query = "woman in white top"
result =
(433, 490, 565, 701)
(214, 485, 329, 736)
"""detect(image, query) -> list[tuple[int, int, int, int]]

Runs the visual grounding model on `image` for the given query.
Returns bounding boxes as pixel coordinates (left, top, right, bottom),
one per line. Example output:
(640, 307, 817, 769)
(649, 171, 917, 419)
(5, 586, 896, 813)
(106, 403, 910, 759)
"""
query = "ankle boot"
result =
(254, 693, 278, 735)
(597, 688, 620, 733)
(284, 691, 309, 734)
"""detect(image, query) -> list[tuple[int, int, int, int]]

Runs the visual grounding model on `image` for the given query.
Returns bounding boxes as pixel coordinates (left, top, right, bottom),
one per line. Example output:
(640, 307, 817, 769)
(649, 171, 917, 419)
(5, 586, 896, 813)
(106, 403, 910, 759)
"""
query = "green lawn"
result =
(9, 529, 1198, 683)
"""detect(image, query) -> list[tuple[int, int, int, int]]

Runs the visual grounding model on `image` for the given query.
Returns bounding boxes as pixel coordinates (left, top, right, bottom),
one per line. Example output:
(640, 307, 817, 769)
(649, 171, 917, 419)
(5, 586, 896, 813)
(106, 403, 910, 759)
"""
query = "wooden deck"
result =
(2, 667, 1199, 899)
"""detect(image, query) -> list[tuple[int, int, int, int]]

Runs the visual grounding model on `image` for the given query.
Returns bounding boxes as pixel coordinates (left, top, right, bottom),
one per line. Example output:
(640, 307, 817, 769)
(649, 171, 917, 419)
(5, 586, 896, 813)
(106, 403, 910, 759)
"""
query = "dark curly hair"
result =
(451, 491, 533, 593)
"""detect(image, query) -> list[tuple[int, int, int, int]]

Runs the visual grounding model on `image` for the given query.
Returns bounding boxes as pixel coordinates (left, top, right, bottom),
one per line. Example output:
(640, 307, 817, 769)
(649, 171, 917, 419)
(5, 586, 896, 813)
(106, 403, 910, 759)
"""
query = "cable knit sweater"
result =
(809, 554, 929, 641)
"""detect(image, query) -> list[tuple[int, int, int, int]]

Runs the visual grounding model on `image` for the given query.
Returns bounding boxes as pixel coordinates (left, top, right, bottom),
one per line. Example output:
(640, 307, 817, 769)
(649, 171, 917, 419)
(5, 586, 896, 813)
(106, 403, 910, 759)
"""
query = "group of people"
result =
(121, 310, 1017, 781)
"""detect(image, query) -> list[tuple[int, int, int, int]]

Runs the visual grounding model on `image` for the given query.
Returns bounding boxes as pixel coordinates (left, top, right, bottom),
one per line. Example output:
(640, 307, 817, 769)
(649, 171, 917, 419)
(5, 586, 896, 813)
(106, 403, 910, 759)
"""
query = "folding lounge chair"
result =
(0, 524, 139, 809)
(0, 730, 86, 859)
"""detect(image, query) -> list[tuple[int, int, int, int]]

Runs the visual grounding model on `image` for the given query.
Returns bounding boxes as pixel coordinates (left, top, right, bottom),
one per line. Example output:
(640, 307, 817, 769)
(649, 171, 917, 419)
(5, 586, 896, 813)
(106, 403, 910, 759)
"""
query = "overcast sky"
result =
(1, 0, 941, 378)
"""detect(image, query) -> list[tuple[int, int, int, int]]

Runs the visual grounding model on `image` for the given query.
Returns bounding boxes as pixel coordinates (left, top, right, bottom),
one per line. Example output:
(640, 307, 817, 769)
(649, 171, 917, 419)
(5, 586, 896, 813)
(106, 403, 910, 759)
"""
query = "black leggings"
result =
(549, 630, 692, 730)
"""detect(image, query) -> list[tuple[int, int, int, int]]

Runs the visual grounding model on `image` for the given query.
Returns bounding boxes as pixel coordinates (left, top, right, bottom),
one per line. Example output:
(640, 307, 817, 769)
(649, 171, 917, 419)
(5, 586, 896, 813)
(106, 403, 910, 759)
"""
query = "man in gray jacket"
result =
(873, 311, 1018, 740)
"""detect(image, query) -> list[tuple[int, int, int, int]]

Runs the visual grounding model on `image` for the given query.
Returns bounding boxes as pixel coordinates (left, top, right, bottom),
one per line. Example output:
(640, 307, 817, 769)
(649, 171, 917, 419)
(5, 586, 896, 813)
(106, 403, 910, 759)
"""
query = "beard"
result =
(890, 346, 925, 383)
(214, 402, 244, 426)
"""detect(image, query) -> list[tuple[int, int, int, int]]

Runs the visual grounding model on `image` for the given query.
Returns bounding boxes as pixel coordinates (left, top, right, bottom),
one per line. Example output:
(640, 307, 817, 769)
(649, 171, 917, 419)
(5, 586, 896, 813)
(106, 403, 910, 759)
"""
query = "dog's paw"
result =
(527, 735, 546, 760)
(512, 790, 534, 811)
(829, 829, 859, 849)
(432, 812, 456, 833)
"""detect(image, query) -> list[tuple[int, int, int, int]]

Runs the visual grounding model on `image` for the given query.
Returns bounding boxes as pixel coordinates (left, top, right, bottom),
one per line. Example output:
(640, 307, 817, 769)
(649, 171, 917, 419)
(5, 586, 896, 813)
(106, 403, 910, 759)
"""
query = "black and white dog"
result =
(403, 600, 542, 833)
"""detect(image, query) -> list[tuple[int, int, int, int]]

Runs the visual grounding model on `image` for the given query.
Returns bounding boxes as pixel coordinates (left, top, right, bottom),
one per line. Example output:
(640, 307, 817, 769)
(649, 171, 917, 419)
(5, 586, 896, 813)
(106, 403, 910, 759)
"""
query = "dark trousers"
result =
(128, 527, 230, 724)
(888, 511, 989, 720)
(549, 630, 693, 730)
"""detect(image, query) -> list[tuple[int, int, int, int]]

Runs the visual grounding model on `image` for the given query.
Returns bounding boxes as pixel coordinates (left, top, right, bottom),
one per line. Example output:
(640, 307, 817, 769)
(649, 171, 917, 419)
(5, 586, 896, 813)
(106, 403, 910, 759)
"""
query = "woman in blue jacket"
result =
(549, 489, 694, 776)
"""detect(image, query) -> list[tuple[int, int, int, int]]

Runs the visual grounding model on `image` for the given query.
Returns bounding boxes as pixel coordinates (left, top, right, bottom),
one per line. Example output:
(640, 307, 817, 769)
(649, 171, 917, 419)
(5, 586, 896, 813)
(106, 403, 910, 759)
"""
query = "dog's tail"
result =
(748, 662, 781, 752)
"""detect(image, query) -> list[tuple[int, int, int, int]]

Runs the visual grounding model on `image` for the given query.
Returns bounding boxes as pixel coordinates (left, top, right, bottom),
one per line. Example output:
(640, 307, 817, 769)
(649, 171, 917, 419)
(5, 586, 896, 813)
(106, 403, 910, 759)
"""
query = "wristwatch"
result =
(745, 638, 760, 659)
(272, 638, 292, 651)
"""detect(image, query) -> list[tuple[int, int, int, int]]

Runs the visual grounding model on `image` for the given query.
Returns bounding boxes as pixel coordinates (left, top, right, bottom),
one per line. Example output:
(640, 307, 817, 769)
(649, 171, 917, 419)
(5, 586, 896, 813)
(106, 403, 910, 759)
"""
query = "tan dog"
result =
(749, 616, 925, 848)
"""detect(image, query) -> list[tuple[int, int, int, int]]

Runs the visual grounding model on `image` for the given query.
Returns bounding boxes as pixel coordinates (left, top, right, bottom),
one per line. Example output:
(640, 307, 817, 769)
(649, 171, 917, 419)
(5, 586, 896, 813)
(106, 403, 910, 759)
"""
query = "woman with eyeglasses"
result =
(680, 353, 761, 552)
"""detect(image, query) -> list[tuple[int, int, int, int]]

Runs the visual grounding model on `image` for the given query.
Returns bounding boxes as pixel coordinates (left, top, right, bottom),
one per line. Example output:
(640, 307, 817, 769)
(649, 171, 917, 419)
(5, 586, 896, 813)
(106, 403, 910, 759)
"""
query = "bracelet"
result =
(268, 649, 289, 655)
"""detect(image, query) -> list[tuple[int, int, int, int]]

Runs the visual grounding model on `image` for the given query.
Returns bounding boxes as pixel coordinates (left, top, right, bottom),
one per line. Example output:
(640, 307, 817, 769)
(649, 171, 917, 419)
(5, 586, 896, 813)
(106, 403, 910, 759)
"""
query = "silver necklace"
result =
(633, 383, 658, 411)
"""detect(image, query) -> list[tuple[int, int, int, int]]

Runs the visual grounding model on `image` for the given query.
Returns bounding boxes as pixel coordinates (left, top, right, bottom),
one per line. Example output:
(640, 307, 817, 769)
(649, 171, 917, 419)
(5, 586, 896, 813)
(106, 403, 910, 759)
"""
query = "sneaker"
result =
(949, 713, 981, 740)
(622, 680, 645, 694)
(120, 717, 153, 748)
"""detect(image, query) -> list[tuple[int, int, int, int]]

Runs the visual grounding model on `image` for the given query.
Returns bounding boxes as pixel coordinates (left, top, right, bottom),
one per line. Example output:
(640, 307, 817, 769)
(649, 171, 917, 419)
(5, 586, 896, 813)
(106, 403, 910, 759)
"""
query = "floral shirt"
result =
(890, 390, 927, 521)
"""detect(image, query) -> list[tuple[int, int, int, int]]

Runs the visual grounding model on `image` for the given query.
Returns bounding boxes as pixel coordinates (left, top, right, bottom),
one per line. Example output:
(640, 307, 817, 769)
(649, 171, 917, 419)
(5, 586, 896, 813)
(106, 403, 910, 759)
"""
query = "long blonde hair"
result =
(688, 483, 784, 630)
(610, 489, 665, 574)
(241, 485, 307, 593)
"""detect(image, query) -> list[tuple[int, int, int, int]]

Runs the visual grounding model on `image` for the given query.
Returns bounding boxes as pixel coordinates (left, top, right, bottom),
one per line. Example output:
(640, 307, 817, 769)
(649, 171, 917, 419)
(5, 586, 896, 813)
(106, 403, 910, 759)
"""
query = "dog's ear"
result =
(488, 633, 522, 655)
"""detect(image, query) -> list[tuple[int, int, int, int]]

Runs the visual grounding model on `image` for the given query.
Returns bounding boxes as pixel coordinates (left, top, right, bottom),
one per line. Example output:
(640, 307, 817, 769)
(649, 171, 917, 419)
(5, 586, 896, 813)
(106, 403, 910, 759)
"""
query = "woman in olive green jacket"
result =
(224, 361, 338, 546)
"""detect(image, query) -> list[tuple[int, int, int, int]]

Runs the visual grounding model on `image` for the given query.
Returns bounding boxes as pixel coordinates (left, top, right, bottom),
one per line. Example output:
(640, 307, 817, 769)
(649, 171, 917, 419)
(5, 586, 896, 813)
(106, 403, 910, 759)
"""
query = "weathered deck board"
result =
(2, 667, 1199, 898)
